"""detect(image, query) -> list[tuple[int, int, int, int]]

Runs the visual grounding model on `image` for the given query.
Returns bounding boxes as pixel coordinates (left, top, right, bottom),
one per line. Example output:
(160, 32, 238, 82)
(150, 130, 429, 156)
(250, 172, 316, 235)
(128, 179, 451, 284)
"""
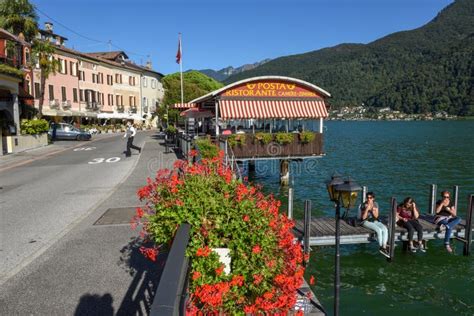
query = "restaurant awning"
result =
(171, 103, 196, 109)
(180, 107, 213, 118)
(218, 100, 328, 119)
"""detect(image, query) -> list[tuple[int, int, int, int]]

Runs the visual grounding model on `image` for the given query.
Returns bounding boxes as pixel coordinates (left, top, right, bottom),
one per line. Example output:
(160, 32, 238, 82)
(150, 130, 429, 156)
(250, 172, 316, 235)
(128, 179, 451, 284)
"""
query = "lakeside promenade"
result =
(0, 133, 177, 314)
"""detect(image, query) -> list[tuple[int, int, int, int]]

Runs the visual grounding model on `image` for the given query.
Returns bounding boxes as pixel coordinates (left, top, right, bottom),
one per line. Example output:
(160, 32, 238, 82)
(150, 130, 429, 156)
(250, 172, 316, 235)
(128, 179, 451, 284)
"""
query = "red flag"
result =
(176, 35, 181, 64)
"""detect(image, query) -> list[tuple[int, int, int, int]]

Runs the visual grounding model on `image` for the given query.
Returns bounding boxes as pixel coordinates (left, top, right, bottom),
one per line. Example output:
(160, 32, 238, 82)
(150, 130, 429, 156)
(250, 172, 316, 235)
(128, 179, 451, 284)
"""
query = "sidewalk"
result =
(0, 133, 120, 172)
(0, 135, 178, 315)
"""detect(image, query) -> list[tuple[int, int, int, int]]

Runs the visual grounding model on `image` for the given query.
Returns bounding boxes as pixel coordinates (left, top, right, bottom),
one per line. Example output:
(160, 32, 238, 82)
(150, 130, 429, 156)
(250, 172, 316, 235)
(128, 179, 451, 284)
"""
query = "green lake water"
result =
(248, 121, 474, 315)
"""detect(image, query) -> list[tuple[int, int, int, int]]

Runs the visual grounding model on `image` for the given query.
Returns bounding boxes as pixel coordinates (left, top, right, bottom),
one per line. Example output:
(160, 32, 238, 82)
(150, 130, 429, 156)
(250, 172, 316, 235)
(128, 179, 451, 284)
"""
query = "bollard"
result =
(464, 194, 473, 256)
(388, 197, 397, 261)
(303, 200, 311, 266)
(288, 188, 294, 219)
(453, 185, 459, 214)
(429, 184, 437, 215)
(361, 186, 367, 204)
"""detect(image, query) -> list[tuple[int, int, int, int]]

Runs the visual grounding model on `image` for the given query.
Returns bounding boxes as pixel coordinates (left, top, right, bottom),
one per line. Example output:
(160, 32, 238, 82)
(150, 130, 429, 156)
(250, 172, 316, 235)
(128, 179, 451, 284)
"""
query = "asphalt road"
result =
(0, 132, 149, 284)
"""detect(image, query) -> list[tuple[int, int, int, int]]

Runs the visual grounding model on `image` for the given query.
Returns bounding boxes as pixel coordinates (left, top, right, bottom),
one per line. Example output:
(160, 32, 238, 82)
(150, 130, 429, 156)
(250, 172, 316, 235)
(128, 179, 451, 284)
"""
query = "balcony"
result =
(116, 105, 125, 113)
(219, 132, 324, 160)
(49, 99, 60, 109)
(85, 101, 100, 111)
(62, 100, 71, 110)
(129, 106, 137, 114)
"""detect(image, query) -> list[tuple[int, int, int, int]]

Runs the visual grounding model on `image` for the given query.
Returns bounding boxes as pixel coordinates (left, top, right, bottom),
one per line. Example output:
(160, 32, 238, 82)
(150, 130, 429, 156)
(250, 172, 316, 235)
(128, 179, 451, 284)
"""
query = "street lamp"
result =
(326, 174, 361, 316)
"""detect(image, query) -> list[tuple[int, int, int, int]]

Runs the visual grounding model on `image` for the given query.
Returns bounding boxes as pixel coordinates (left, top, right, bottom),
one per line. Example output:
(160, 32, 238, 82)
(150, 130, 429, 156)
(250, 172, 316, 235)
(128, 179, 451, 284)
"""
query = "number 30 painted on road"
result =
(88, 157, 121, 164)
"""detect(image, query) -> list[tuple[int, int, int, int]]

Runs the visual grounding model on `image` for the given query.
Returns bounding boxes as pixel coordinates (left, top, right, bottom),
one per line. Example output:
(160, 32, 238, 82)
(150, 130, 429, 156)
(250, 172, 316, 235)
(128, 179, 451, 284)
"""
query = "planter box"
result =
(220, 133, 324, 159)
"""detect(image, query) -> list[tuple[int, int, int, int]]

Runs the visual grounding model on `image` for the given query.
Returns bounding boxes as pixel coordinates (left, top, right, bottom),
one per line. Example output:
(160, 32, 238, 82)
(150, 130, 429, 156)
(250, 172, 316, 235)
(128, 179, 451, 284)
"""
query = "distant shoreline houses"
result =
(1, 22, 164, 154)
(329, 106, 458, 121)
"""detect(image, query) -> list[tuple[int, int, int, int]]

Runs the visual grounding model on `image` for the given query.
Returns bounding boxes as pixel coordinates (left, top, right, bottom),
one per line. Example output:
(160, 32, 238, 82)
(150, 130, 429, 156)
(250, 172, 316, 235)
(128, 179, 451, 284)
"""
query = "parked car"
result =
(48, 123, 92, 141)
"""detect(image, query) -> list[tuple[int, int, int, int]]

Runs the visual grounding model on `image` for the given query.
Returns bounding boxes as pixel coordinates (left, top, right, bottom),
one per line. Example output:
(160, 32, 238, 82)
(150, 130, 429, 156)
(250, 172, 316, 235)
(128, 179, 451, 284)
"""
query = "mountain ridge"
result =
(223, 0, 473, 115)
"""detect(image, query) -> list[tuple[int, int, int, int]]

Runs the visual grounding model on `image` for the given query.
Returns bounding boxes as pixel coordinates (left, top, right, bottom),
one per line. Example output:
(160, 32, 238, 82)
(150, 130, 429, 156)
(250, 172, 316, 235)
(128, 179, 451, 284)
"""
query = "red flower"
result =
(135, 207, 144, 218)
(310, 275, 315, 285)
(188, 149, 198, 157)
(243, 214, 250, 222)
(175, 199, 184, 206)
(253, 274, 263, 285)
(252, 245, 261, 254)
(196, 246, 211, 257)
(215, 265, 224, 276)
(139, 246, 158, 262)
(192, 271, 201, 281)
(230, 275, 244, 287)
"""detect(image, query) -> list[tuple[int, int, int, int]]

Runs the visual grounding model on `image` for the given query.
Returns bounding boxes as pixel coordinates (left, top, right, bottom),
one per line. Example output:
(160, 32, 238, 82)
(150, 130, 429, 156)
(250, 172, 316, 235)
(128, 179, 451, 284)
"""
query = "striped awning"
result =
(219, 100, 328, 119)
(171, 103, 196, 109)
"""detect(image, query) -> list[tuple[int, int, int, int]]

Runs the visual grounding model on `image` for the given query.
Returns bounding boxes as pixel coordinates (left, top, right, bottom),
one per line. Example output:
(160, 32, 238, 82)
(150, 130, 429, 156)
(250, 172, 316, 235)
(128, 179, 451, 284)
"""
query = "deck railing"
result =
(219, 132, 323, 159)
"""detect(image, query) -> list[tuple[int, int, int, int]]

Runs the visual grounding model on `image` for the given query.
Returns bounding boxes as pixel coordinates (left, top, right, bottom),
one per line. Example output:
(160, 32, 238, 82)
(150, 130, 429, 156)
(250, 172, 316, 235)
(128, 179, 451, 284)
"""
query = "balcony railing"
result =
(116, 105, 125, 113)
(62, 100, 71, 110)
(49, 99, 60, 109)
(219, 132, 324, 160)
(129, 106, 137, 114)
(85, 101, 101, 111)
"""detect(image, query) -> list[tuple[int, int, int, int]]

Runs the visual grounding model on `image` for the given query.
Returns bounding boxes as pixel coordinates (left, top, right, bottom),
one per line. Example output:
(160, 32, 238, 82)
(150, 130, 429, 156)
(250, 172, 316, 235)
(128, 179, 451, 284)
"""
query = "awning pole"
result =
(319, 117, 323, 133)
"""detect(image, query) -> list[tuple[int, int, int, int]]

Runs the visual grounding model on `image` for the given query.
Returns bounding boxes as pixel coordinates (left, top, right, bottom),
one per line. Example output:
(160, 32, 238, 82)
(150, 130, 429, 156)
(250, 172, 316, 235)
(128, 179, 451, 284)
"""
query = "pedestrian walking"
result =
(124, 121, 141, 157)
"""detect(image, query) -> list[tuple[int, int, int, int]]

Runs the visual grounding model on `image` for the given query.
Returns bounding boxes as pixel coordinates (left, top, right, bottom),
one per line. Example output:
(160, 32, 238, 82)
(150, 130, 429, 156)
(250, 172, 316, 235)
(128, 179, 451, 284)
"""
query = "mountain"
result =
(195, 59, 271, 82)
(224, 0, 474, 116)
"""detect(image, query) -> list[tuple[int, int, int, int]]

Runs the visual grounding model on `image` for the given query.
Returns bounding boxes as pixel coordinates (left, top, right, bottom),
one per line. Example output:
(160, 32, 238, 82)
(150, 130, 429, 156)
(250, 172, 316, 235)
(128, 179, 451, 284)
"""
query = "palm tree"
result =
(32, 39, 60, 117)
(0, 0, 38, 42)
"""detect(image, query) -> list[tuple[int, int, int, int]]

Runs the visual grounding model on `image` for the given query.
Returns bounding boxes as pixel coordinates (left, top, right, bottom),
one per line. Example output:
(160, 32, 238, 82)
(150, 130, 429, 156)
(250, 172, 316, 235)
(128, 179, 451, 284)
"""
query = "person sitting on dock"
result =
(396, 197, 426, 253)
(358, 192, 390, 257)
(435, 190, 462, 253)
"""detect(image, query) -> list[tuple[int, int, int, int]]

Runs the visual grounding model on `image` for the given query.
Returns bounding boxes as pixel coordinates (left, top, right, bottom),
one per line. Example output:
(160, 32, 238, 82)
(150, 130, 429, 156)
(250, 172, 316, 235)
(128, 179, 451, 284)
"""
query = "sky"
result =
(31, 0, 453, 75)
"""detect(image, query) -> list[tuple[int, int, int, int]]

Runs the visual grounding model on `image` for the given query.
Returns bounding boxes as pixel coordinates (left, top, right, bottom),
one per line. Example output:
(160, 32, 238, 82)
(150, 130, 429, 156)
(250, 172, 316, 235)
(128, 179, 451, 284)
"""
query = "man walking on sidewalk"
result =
(124, 121, 141, 157)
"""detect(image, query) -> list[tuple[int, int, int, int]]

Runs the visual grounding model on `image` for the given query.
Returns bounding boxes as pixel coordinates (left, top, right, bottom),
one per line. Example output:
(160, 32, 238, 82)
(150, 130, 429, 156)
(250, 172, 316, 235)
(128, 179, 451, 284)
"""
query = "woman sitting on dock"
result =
(358, 192, 389, 257)
(396, 197, 426, 253)
(435, 190, 462, 253)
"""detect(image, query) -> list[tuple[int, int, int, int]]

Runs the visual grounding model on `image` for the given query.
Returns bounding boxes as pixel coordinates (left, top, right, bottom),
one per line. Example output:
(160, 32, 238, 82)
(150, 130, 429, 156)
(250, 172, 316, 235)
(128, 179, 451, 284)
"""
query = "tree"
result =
(32, 39, 60, 118)
(0, 0, 38, 42)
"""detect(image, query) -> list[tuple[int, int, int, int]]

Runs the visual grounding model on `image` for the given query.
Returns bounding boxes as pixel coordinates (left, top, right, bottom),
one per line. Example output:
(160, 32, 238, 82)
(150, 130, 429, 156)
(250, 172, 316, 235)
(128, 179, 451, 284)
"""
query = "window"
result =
(79, 71, 85, 81)
(48, 85, 54, 100)
(61, 86, 67, 101)
(115, 74, 122, 84)
(151, 79, 156, 89)
(73, 88, 78, 102)
(92, 73, 97, 83)
(70, 62, 74, 75)
(116, 95, 121, 106)
(142, 97, 147, 107)
(25, 48, 30, 64)
(143, 77, 147, 87)
(99, 73, 103, 84)
(101, 93, 104, 105)
(108, 94, 113, 106)
(80, 89, 84, 102)
(34, 83, 41, 98)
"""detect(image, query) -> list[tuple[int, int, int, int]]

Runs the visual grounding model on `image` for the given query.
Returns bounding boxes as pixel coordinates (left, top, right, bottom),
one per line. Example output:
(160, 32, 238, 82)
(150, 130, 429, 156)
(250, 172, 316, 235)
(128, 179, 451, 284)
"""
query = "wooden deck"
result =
(293, 215, 471, 247)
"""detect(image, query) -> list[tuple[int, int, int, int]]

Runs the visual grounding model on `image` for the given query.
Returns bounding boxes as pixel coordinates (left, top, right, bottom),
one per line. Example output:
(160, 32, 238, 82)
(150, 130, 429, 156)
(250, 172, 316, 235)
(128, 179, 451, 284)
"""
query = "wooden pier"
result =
(293, 192, 473, 260)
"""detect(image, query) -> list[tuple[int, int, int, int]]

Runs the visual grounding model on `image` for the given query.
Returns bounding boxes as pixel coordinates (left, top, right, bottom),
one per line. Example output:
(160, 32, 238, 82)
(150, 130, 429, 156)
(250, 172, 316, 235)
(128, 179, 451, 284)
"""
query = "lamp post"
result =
(326, 174, 361, 316)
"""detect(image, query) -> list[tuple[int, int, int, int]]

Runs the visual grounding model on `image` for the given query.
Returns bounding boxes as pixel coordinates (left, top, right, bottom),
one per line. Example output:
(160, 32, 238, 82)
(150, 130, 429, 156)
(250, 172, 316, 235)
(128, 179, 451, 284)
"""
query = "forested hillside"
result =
(225, 0, 473, 115)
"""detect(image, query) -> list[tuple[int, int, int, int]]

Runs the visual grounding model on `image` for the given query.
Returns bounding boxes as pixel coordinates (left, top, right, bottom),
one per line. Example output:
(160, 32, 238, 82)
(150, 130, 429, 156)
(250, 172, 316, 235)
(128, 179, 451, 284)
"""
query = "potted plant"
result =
(299, 131, 315, 144)
(132, 147, 305, 314)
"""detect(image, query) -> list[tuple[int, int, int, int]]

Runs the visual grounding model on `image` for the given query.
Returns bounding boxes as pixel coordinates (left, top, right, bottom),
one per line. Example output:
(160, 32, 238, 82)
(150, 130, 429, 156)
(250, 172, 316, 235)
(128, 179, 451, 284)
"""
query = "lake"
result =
(248, 120, 474, 315)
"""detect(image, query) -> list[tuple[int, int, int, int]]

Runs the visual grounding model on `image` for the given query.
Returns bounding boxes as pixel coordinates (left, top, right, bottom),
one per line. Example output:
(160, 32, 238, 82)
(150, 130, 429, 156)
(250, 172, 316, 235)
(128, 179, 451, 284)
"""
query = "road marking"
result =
(73, 147, 96, 151)
(88, 157, 121, 164)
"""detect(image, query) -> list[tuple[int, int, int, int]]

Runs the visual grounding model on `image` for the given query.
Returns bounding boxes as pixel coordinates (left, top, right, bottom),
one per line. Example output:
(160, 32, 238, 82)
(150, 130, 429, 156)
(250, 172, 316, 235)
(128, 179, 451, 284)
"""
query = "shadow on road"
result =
(74, 293, 114, 316)
(117, 237, 167, 315)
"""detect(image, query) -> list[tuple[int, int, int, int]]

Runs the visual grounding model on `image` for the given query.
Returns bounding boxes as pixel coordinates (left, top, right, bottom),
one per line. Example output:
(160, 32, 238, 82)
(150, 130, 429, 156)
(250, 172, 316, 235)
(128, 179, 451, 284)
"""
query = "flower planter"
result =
(212, 248, 231, 275)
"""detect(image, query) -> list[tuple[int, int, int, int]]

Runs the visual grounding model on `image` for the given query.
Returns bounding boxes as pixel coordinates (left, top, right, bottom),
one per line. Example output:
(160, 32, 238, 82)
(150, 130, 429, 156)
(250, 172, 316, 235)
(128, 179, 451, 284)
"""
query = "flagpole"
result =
(179, 33, 184, 105)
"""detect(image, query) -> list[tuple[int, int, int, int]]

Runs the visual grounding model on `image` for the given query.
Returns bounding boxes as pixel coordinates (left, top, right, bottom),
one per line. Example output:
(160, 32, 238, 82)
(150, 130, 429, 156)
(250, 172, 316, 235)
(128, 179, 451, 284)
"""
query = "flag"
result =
(176, 35, 181, 64)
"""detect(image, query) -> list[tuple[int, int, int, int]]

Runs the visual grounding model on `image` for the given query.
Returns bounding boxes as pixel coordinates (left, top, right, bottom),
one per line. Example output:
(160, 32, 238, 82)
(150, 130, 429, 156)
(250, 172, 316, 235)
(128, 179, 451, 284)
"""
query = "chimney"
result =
(45, 22, 53, 32)
(145, 60, 152, 69)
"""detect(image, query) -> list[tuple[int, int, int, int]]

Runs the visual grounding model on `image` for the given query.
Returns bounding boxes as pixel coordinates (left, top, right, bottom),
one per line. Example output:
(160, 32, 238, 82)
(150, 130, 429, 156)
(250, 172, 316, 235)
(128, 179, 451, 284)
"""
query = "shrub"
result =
(132, 150, 305, 314)
(299, 131, 316, 144)
(20, 119, 49, 135)
(195, 138, 219, 159)
(166, 125, 177, 134)
(227, 134, 246, 147)
(275, 132, 294, 145)
(254, 132, 273, 144)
